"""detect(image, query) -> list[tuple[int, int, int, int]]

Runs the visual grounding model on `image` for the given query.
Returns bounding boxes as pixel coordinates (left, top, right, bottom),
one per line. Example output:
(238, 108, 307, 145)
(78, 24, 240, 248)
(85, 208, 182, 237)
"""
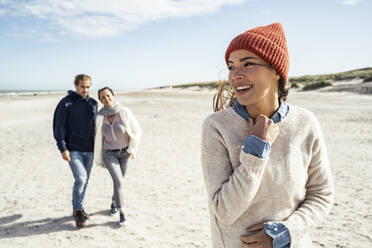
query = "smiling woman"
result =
(227, 49, 281, 118)
(93, 86, 142, 226)
(201, 23, 334, 248)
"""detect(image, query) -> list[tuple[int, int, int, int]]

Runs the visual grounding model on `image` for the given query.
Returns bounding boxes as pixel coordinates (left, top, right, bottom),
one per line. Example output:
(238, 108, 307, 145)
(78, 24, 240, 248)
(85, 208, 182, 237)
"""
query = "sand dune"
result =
(0, 88, 371, 247)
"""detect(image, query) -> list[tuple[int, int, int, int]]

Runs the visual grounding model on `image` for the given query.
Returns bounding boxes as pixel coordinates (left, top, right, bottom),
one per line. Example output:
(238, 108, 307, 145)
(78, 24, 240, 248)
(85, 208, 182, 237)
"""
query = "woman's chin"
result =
(236, 97, 253, 107)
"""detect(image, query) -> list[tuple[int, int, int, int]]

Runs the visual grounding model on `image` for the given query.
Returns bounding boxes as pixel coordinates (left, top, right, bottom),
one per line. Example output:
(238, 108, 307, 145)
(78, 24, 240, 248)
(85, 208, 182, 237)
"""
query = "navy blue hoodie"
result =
(53, 90, 98, 153)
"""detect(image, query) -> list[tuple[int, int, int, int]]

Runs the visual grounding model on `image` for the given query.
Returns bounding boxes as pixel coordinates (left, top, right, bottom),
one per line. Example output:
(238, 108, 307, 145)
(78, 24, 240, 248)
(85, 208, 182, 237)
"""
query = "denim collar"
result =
(232, 100, 288, 123)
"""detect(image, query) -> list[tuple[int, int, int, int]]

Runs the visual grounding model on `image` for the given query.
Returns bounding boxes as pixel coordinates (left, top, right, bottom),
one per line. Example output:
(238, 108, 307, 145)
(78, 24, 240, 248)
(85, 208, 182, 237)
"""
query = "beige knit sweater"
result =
(201, 105, 334, 248)
(94, 106, 142, 166)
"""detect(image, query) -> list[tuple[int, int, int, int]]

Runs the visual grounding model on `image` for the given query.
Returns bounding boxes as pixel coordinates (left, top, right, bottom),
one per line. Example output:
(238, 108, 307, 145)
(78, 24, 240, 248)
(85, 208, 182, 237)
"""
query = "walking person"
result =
(94, 87, 141, 226)
(201, 23, 334, 247)
(53, 74, 98, 228)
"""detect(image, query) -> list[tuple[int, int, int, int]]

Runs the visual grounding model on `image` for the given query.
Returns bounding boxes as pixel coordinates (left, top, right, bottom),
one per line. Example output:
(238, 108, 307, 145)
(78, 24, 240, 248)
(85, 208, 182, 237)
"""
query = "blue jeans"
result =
(69, 151, 93, 211)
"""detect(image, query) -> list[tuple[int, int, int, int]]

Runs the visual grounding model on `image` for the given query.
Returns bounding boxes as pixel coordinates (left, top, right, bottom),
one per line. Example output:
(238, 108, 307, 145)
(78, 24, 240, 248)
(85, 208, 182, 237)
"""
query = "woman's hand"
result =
(241, 223, 273, 248)
(248, 115, 279, 145)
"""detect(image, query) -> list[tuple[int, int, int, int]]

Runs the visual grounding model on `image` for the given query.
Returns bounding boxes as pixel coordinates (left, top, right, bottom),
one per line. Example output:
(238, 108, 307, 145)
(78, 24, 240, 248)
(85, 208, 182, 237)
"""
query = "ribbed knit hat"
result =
(225, 23, 289, 82)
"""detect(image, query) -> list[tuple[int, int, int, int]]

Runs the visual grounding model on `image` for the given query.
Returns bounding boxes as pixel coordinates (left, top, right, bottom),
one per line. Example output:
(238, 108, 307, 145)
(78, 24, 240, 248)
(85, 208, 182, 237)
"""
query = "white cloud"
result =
(340, 0, 363, 5)
(0, 8, 6, 15)
(1, 0, 245, 38)
(5, 29, 38, 38)
(261, 10, 271, 14)
(40, 33, 59, 43)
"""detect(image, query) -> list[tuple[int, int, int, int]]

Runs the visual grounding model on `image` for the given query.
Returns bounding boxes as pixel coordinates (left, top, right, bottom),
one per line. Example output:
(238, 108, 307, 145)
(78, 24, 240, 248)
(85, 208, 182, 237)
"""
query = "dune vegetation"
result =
(161, 67, 372, 93)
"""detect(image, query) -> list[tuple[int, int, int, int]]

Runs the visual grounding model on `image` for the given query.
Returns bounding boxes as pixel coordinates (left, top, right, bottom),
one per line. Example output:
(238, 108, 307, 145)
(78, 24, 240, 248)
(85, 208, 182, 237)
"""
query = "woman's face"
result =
(99, 89, 114, 107)
(228, 49, 280, 111)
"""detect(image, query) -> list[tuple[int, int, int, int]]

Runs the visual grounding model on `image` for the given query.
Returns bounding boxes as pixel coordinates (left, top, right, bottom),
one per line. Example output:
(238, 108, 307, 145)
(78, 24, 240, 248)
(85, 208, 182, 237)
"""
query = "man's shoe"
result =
(73, 210, 89, 220)
(110, 203, 118, 216)
(82, 209, 89, 220)
(119, 213, 126, 226)
(75, 210, 86, 228)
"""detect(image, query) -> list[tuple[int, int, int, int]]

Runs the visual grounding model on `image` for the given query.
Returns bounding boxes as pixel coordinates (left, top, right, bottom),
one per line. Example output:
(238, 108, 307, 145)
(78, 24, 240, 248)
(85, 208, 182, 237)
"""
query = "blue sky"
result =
(0, 0, 371, 91)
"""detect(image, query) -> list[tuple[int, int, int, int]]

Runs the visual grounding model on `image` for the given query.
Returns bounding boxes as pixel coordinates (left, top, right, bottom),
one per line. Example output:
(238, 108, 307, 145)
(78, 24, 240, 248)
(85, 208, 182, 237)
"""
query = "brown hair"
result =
(213, 77, 289, 112)
(98, 86, 115, 100)
(74, 74, 92, 85)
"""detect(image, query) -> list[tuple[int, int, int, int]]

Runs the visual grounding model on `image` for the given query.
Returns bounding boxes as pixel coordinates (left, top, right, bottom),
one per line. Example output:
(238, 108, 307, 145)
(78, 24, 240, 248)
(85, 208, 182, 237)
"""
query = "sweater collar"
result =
(67, 90, 90, 102)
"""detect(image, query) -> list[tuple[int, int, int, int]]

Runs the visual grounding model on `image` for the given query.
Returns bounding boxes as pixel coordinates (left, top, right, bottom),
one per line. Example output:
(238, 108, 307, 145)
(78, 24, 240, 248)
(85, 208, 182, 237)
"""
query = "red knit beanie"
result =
(225, 23, 289, 82)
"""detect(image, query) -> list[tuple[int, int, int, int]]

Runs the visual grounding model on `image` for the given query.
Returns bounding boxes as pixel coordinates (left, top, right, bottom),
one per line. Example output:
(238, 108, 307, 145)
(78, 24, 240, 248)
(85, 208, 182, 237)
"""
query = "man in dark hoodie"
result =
(53, 74, 98, 228)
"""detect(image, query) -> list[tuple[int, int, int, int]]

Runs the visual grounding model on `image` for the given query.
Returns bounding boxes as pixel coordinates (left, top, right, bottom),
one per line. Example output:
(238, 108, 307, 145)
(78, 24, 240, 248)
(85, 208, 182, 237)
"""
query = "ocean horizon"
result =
(0, 90, 66, 97)
(0, 88, 134, 97)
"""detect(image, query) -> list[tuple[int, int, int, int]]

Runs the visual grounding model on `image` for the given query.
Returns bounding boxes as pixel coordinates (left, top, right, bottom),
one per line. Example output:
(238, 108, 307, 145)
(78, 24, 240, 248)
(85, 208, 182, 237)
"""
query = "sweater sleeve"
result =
(93, 115, 104, 167)
(127, 108, 142, 159)
(53, 100, 68, 153)
(201, 119, 269, 225)
(280, 116, 334, 247)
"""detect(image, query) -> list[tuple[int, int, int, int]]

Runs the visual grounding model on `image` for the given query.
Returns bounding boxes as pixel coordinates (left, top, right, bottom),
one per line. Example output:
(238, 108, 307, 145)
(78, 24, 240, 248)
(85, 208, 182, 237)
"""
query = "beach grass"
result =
(157, 67, 372, 92)
(302, 80, 333, 91)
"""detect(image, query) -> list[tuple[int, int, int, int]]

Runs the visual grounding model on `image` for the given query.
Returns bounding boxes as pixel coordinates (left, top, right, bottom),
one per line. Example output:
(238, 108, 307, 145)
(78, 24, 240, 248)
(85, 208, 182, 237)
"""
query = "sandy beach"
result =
(0, 88, 371, 248)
